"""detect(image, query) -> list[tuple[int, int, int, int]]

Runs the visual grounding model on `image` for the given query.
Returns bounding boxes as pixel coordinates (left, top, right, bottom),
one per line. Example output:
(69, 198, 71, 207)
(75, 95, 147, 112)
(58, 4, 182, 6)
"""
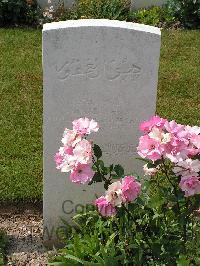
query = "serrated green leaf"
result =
(93, 144, 102, 159)
(114, 164, 124, 177)
(93, 172, 103, 183)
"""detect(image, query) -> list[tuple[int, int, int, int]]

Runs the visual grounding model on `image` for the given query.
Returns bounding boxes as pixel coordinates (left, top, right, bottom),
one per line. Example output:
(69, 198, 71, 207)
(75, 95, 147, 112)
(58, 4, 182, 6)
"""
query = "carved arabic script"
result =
(56, 57, 141, 81)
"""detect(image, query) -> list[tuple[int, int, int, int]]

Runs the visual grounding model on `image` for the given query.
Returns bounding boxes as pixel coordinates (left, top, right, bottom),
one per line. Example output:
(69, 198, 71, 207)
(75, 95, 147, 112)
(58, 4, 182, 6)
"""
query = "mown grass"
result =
(157, 30, 200, 125)
(0, 29, 42, 201)
(0, 29, 199, 202)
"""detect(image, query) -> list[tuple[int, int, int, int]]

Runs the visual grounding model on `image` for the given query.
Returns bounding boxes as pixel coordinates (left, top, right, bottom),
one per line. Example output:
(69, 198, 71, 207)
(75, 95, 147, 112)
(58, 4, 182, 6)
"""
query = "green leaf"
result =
(147, 162, 156, 168)
(93, 144, 102, 159)
(135, 157, 151, 164)
(111, 174, 120, 180)
(97, 160, 104, 170)
(92, 172, 103, 183)
(114, 164, 124, 177)
(109, 164, 114, 172)
(48, 261, 68, 266)
(148, 194, 165, 208)
(176, 255, 190, 266)
(64, 254, 95, 265)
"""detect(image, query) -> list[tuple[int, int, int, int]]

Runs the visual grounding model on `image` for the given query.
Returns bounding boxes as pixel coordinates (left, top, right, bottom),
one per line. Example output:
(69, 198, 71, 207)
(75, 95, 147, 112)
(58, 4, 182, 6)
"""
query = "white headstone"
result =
(43, 19, 161, 244)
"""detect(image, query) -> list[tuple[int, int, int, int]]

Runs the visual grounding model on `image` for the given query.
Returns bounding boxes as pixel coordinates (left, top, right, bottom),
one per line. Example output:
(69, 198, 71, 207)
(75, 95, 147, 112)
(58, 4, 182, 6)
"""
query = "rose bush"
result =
(50, 116, 200, 265)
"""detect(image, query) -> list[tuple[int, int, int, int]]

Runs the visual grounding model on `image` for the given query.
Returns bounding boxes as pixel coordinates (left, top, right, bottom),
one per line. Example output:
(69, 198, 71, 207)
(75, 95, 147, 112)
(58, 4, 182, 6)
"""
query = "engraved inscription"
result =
(101, 143, 135, 155)
(56, 57, 141, 81)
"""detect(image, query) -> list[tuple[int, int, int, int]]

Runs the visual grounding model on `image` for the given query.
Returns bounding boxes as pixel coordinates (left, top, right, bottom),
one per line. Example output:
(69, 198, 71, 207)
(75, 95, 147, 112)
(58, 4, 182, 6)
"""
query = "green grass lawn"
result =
(0, 29, 199, 202)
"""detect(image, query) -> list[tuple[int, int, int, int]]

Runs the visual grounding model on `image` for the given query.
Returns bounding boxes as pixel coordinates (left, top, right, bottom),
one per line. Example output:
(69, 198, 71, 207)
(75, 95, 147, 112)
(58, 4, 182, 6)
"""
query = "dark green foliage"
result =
(167, 0, 200, 28)
(130, 6, 175, 28)
(0, 0, 40, 27)
(114, 164, 124, 177)
(56, 0, 131, 21)
(49, 179, 200, 265)
(93, 144, 102, 159)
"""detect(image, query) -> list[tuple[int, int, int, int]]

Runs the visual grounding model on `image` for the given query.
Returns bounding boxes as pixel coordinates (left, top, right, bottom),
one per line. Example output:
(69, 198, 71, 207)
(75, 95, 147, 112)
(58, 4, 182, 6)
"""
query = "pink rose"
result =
(140, 115, 167, 133)
(148, 127, 171, 144)
(164, 120, 184, 135)
(61, 129, 81, 147)
(55, 146, 76, 172)
(95, 196, 117, 217)
(121, 176, 141, 202)
(69, 163, 94, 184)
(60, 155, 77, 173)
(164, 137, 188, 161)
(190, 135, 200, 149)
(173, 159, 200, 178)
(165, 151, 187, 163)
(143, 164, 158, 176)
(105, 181, 123, 207)
(54, 152, 63, 169)
(63, 146, 74, 155)
(72, 118, 99, 135)
(73, 139, 92, 164)
(184, 125, 200, 136)
(137, 135, 163, 161)
(179, 176, 200, 197)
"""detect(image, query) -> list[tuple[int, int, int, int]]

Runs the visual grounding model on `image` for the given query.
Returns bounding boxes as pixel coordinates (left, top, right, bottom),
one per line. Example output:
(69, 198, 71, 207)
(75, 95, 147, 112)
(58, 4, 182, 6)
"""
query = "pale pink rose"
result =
(176, 126, 199, 150)
(64, 146, 74, 155)
(165, 151, 187, 163)
(60, 155, 77, 173)
(143, 164, 158, 176)
(58, 146, 65, 156)
(73, 139, 92, 164)
(186, 146, 200, 157)
(149, 127, 171, 144)
(173, 159, 200, 177)
(190, 135, 200, 149)
(105, 181, 123, 207)
(164, 120, 184, 135)
(184, 125, 200, 136)
(179, 176, 200, 197)
(69, 163, 94, 184)
(121, 176, 141, 202)
(137, 135, 163, 161)
(88, 119, 99, 133)
(95, 196, 117, 217)
(58, 146, 74, 157)
(164, 135, 189, 162)
(72, 118, 99, 135)
(54, 152, 63, 169)
(61, 129, 81, 147)
(140, 115, 167, 133)
(182, 128, 200, 156)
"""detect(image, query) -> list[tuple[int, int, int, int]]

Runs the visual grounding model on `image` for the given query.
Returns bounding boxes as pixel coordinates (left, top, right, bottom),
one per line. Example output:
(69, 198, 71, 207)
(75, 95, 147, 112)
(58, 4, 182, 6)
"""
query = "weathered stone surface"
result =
(43, 19, 161, 243)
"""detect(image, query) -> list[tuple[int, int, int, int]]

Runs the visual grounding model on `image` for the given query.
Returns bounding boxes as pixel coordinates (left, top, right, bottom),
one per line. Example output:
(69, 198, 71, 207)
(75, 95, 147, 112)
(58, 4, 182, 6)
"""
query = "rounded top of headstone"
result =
(43, 19, 161, 36)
